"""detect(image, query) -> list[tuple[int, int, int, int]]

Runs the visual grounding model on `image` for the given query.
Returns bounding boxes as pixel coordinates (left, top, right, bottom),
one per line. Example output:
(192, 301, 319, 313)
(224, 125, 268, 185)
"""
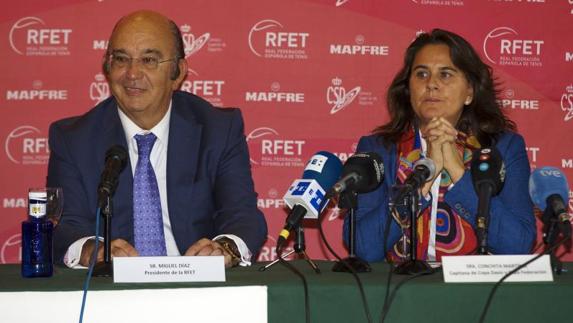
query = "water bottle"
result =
(21, 189, 53, 277)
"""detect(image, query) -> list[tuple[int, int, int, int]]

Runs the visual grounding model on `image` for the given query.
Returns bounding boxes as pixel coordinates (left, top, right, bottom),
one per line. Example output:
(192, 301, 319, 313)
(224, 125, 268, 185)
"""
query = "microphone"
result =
(328, 152, 384, 197)
(471, 147, 505, 254)
(278, 151, 343, 249)
(97, 145, 128, 208)
(529, 167, 571, 239)
(392, 158, 436, 203)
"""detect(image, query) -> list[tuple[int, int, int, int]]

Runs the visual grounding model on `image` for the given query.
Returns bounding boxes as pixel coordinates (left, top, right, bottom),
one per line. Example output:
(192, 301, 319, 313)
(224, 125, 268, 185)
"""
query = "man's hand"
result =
(79, 238, 138, 267)
(184, 238, 236, 268)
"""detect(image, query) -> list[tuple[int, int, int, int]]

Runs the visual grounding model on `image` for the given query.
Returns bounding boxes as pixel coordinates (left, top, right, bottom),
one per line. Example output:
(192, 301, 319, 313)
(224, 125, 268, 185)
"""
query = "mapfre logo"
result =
(248, 19, 310, 59)
(327, 77, 361, 114)
(180, 70, 225, 107)
(246, 127, 305, 167)
(3, 197, 26, 208)
(330, 34, 390, 56)
(9, 16, 72, 56)
(1, 234, 21, 264)
(4, 125, 49, 165)
(89, 73, 109, 103)
(561, 84, 573, 121)
(483, 27, 544, 67)
(411, 0, 465, 6)
(335, 0, 351, 6)
(6, 80, 67, 101)
(566, 52, 573, 62)
(92, 39, 108, 51)
(245, 82, 305, 103)
(497, 88, 539, 111)
(257, 188, 286, 209)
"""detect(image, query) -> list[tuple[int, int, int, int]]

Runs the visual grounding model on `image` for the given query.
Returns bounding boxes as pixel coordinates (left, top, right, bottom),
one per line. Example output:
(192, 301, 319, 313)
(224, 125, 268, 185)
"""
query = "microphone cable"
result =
(276, 242, 311, 323)
(79, 208, 102, 323)
(379, 203, 395, 323)
(317, 206, 373, 323)
(380, 271, 429, 323)
(379, 203, 431, 323)
(478, 232, 571, 323)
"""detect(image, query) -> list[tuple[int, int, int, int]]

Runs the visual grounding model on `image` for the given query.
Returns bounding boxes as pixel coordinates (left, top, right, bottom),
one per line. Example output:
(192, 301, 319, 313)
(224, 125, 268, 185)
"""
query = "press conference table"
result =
(0, 260, 571, 323)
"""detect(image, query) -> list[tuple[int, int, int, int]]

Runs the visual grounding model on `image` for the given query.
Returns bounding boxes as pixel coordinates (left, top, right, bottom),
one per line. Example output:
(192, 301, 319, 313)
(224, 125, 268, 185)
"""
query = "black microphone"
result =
(392, 158, 436, 203)
(97, 145, 128, 208)
(471, 147, 505, 255)
(328, 152, 384, 197)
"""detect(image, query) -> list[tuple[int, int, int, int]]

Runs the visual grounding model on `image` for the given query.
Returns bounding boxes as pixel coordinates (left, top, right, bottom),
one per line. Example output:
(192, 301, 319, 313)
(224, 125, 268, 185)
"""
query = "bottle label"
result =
(29, 199, 47, 218)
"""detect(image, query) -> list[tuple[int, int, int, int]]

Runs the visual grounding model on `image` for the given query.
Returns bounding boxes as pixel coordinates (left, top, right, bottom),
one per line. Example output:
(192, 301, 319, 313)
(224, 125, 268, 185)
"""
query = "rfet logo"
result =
(9, 16, 72, 56)
(1, 234, 21, 264)
(561, 85, 573, 121)
(248, 19, 310, 59)
(526, 146, 540, 167)
(327, 77, 361, 114)
(257, 235, 294, 262)
(180, 70, 225, 107)
(89, 73, 110, 103)
(5, 126, 49, 165)
(180, 24, 210, 58)
(246, 127, 305, 167)
(483, 27, 544, 67)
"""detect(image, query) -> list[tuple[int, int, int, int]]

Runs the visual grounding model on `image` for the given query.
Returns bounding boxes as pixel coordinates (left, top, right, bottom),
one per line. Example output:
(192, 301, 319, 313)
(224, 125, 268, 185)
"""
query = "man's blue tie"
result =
(133, 133, 167, 256)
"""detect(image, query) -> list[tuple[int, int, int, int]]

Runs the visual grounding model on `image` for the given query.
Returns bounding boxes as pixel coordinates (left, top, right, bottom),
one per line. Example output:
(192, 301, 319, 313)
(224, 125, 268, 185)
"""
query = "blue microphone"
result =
(529, 167, 571, 238)
(278, 151, 343, 248)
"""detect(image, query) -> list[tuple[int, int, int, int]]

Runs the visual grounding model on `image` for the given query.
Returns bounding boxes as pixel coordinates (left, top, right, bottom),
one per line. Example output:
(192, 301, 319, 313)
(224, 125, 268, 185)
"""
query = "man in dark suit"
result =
(47, 10, 267, 268)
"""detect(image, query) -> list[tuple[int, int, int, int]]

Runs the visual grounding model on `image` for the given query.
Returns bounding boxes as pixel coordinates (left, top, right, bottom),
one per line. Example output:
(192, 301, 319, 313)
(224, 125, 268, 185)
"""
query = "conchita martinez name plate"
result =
(113, 256, 225, 283)
(442, 255, 553, 283)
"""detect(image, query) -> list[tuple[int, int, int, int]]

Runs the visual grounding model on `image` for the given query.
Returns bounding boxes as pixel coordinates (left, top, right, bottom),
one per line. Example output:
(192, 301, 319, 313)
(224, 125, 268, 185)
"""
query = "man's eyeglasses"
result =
(108, 54, 178, 70)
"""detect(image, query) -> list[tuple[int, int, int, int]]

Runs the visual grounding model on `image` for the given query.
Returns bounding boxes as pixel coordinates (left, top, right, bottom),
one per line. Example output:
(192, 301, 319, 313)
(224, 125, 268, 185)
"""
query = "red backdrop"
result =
(1, 0, 572, 264)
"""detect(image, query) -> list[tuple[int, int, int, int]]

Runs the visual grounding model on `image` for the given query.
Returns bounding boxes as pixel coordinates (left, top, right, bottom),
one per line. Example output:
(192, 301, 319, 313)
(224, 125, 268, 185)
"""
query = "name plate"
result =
(442, 254, 553, 283)
(113, 256, 225, 283)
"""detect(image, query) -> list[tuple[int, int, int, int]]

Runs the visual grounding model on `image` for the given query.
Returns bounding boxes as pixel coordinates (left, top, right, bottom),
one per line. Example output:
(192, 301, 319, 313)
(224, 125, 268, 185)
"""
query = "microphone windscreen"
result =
(413, 158, 436, 181)
(302, 151, 343, 192)
(471, 147, 505, 195)
(340, 152, 384, 193)
(105, 145, 128, 168)
(529, 167, 569, 211)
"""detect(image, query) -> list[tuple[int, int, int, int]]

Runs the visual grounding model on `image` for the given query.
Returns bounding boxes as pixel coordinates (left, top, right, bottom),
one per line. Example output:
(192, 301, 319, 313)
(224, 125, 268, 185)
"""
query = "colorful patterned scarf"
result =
(388, 128, 481, 262)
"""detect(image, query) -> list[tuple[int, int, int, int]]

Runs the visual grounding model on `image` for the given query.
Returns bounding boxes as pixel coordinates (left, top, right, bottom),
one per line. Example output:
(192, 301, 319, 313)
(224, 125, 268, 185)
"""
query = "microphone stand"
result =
(93, 194, 113, 277)
(259, 225, 320, 273)
(476, 185, 494, 255)
(332, 189, 371, 273)
(393, 189, 433, 275)
(542, 207, 568, 275)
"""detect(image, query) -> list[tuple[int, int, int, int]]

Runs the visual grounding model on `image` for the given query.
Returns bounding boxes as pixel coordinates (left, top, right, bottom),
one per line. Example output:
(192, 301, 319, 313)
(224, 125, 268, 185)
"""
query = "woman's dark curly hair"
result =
(374, 29, 515, 147)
